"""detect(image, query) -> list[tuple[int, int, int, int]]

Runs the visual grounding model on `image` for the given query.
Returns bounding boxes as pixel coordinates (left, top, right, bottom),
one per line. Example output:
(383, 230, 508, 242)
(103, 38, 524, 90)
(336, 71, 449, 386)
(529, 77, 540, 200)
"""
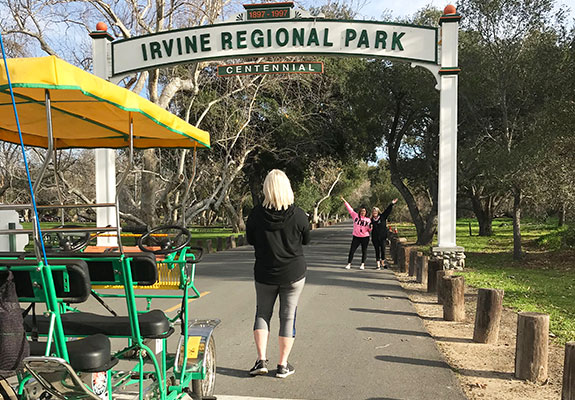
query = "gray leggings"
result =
(254, 277, 305, 338)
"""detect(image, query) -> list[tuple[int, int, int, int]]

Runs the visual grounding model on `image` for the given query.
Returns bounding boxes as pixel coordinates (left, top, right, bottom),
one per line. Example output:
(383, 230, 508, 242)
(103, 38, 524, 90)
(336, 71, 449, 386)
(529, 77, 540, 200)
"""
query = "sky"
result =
(353, 0, 574, 22)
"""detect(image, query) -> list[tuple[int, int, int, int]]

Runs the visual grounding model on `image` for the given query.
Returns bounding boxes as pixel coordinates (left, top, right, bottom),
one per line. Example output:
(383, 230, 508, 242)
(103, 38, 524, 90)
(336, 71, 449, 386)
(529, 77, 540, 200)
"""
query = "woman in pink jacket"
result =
(341, 196, 372, 270)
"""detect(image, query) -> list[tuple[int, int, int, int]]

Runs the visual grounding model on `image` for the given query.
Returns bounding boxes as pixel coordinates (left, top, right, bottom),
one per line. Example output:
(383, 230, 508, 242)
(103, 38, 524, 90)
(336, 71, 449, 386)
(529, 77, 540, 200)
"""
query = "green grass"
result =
(391, 217, 575, 344)
(19, 222, 243, 250)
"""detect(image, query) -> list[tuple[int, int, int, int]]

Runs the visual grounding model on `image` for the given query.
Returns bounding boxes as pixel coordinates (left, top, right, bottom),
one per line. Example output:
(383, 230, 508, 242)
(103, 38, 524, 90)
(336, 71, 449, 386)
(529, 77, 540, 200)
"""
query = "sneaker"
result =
(383, 260, 389, 269)
(249, 359, 269, 375)
(345, 264, 351, 270)
(375, 265, 381, 270)
(359, 263, 365, 270)
(276, 362, 295, 378)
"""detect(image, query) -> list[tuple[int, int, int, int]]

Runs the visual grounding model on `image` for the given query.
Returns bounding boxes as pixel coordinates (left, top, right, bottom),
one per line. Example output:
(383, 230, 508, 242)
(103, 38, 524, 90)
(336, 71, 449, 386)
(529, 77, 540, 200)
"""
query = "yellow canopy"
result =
(0, 56, 209, 149)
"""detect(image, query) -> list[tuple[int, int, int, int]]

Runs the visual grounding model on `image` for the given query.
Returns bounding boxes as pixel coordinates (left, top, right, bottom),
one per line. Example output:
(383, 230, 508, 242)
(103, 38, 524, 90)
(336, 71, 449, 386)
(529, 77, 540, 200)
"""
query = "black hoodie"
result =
(246, 204, 310, 285)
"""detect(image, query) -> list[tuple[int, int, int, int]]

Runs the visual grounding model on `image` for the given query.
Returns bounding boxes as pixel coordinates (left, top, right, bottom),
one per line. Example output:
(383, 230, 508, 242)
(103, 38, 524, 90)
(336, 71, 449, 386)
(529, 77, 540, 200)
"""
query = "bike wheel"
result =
(190, 337, 216, 399)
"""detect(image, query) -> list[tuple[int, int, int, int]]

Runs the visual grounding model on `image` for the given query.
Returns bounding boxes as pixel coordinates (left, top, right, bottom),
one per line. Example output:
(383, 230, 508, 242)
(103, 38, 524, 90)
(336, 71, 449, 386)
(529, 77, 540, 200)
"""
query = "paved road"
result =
(180, 222, 467, 400)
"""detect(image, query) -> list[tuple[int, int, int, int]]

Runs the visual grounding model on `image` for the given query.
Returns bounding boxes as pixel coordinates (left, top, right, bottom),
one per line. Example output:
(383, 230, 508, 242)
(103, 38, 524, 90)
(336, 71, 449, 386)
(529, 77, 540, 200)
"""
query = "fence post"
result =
(427, 259, 442, 292)
(399, 243, 412, 274)
(436, 269, 454, 304)
(227, 236, 236, 249)
(408, 249, 419, 276)
(473, 288, 504, 344)
(442, 275, 465, 322)
(416, 254, 428, 285)
(217, 237, 224, 251)
(205, 239, 213, 253)
(237, 235, 245, 246)
(563, 342, 575, 400)
(515, 312, 549, 383)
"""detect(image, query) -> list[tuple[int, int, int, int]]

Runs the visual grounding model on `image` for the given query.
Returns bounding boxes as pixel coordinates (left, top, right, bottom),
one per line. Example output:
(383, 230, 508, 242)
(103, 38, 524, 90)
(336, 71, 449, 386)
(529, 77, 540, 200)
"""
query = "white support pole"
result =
(90, 25, 117, 246)
(433, 6, 465, 269)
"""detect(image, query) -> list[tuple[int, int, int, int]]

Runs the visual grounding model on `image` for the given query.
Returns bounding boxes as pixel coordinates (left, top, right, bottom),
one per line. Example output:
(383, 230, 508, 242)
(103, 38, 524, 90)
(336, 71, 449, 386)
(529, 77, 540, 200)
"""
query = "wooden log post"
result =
(408, 249, 420, 276)
(397, 245, 405, 272)
(399, 244, 413, 274)
(416, 254, 428, 285)
(427, 259, 443, 293)
(217, 237, 224, 251)
(196, 239, 204, 251)
(563, 342, 575, 400)
(237, 235, 245, 246)
(227, 236, 237, 249)
(436, 269, 453, 304)
(205, 239, 213, 253)
(390, 237, 397, 262)
(515, 312, 549, 383)
(394, 238, 407, 264)
(442, 275, 465, 322)
(473, 288, 504, 344)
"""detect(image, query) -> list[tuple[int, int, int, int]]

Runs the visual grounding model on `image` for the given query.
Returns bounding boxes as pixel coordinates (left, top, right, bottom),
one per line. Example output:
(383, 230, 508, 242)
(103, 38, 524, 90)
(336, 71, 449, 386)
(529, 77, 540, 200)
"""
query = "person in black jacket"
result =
(246, 169, 310, 379)
(371, 198, 398, 269)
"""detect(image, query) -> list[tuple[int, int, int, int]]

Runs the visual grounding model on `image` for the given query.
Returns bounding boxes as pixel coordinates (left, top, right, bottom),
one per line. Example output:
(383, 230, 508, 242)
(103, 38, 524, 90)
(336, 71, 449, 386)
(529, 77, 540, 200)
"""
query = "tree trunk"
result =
(559, 202, 566, 228)
(515, 312, 549, 383)
(469, 191, 494, 236)
(513, 188, 522, 261)
(141, 149, 158, 226)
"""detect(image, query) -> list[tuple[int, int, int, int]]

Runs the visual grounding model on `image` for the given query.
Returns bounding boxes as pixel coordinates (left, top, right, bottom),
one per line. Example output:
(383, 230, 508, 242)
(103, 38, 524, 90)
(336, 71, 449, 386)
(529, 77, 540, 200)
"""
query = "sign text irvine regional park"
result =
(111, 20, 437, 76)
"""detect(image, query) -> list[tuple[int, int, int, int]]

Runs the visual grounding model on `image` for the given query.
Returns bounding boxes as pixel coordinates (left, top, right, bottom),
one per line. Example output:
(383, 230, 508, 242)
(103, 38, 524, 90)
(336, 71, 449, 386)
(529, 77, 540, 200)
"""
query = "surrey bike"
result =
(0, 55, 218, 400)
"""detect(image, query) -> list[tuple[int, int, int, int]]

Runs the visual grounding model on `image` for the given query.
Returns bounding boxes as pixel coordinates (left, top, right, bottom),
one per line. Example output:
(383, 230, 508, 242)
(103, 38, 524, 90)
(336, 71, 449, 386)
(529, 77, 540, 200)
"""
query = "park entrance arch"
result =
(91, 2, 464, 267)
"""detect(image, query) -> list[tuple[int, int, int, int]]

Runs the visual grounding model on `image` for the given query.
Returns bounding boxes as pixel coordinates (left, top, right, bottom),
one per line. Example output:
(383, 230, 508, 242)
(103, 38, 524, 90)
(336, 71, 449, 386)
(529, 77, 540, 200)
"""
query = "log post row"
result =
(442, 275, 465, 322)
(515, 312, 549, 383)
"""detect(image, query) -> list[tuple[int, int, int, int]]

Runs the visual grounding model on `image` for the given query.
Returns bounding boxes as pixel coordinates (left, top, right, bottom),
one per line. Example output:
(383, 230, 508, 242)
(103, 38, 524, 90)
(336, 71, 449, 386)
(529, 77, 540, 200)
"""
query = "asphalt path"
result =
(180, 222, 466, 400)
(76, 222, 466, 400)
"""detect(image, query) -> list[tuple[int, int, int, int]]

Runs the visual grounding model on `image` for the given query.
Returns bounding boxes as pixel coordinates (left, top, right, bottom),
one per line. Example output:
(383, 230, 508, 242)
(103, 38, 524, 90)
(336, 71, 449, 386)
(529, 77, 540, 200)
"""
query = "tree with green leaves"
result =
(457, 0, 568, 258)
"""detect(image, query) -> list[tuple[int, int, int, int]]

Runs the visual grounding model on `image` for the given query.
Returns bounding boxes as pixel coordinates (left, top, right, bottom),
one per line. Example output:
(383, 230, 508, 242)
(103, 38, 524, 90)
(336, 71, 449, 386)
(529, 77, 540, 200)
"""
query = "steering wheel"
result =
(137, 225, 192, 255)
(42, 225, 91, 252)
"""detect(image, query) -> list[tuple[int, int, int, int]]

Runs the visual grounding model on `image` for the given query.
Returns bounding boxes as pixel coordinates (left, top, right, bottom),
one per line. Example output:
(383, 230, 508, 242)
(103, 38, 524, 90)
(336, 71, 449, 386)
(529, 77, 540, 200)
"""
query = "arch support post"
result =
(432, 7, 465, 270)
(90, 26, 118, 246)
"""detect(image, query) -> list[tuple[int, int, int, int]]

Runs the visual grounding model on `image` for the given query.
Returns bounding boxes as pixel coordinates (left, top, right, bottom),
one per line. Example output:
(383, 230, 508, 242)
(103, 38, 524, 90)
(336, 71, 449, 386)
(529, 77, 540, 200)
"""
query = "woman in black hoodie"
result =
(246, 169, 310, 379)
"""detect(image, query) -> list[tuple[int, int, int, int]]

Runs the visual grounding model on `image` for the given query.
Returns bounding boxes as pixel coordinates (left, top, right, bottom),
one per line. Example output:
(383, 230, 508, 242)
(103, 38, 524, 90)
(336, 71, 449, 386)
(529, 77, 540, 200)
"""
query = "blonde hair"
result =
(262, 169, 294, 211)
(372, 207, 381, 215)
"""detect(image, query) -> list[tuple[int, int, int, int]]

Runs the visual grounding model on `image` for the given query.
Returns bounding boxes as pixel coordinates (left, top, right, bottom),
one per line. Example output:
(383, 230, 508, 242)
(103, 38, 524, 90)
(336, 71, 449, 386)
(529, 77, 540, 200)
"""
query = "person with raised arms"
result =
(371, 198, 398, 270)
(341, 196, 372, 270)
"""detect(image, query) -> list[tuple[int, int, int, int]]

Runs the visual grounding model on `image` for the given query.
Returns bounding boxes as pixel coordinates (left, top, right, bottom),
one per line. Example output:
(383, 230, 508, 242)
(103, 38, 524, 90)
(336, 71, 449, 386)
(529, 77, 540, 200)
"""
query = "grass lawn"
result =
(19, 222, 243, 250)
(390, 218, 575, 344)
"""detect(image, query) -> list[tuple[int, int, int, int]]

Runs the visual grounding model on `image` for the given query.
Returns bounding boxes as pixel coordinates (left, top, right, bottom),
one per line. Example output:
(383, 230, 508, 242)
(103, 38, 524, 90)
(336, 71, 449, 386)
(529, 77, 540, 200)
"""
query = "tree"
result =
(458, 0, 568, 259)
(343, 59, 440, 245)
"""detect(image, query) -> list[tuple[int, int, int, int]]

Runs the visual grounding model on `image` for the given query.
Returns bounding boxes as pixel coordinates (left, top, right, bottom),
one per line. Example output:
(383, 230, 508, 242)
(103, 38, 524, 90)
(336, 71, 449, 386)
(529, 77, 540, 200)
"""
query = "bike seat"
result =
(29, 334, 118, 372)
(9, 259, 91, 303)
(25, 310, 172, 338)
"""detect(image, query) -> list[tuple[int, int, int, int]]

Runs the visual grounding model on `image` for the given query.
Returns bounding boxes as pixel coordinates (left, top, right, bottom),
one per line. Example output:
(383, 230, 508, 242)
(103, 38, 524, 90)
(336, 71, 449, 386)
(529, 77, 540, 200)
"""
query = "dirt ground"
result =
(395, 271, 565, 400)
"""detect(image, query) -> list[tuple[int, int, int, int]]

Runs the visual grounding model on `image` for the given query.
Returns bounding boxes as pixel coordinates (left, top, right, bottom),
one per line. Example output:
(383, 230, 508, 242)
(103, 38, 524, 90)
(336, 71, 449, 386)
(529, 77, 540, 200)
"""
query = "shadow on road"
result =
(375, 355, 450, 369)
(350, 308, 419, 317)
(357, 326, 432, 337)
